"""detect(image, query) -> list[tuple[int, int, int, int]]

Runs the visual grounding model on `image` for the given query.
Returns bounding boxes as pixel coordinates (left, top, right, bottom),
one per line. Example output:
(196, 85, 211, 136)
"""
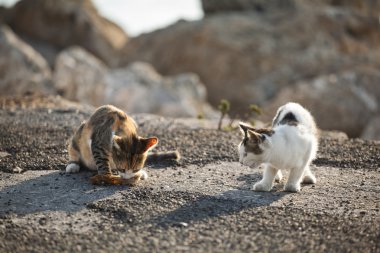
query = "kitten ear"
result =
(247, 129, 263, 142)
(239, 122, 254, 136)
(139, 137, 158, 153)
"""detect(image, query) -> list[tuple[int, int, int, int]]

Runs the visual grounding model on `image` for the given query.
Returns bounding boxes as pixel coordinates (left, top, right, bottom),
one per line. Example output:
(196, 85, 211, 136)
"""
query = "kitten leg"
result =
(285, 166, 304, 192)
(302, 166, 316, 184)
(66, 139, 81, 173)
(91, 128, 113, 176)
(253, 164, 278, 192)
(275, 170, 283, 182)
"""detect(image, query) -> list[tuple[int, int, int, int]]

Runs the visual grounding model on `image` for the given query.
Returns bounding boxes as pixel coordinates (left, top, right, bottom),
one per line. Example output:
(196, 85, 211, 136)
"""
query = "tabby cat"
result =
(66, 105, 179, 185)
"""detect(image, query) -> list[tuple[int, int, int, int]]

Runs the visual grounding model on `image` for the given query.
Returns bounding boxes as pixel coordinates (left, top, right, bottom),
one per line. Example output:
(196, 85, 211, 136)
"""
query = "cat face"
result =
(112, 135, 158, 175)
(238, 123, 273, 167)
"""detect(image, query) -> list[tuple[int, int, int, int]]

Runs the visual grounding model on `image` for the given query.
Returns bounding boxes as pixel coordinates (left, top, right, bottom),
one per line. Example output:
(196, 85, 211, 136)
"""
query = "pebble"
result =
(12, 167, 23, 173)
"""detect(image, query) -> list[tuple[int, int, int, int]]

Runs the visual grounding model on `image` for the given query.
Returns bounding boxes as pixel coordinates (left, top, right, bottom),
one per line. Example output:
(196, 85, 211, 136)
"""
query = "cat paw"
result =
(275, 170, 283, 182)
(302, 174, 316, 184)
(139, 170, 148, 180)
(284, 183, 301, 192)
(90, 174, 122, 185)
(66, 163, 80, 173)
(253, 181, 272, 192)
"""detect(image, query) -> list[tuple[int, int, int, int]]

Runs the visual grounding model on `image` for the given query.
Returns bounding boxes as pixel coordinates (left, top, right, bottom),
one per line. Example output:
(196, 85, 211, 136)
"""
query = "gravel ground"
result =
(0, 95, 379, 253)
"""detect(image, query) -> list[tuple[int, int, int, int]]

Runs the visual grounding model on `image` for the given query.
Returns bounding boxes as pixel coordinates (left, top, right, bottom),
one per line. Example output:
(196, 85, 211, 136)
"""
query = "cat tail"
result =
(146, 150, 181, 163)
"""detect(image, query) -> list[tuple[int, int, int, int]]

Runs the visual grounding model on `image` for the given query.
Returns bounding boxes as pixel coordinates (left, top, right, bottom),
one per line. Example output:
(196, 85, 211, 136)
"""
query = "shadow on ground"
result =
(0, 171, 128, 214)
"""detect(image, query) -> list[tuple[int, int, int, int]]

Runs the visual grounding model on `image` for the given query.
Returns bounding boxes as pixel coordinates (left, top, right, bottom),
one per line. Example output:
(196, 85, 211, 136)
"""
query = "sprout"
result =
(217, 99, 230, 130)
(249, 104, 262, 115)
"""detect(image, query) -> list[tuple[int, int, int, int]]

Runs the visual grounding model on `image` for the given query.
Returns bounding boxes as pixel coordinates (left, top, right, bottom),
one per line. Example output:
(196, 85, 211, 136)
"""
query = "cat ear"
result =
(139, 137, 158, 153)
(239, 122, 255, 136)
(247, 129, 263, 142)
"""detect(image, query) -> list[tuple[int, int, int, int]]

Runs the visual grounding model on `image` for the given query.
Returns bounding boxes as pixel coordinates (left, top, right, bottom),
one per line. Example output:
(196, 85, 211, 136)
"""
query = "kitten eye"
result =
(261, 135, 266, 141)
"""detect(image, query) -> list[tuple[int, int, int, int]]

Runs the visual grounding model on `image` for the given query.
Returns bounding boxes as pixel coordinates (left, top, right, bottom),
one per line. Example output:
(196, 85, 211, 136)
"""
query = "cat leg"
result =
(275, 170, 283, 182)
(91, 129, 113, 176)
(284, 166, 305, 192)
(253, 164, 278, 192)
(302, 165, 316, 184)
(66, 140, 81, 173)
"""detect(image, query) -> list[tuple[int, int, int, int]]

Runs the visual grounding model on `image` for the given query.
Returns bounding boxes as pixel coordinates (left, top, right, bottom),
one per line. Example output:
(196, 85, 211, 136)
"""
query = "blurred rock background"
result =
(0, 0, 379, 139)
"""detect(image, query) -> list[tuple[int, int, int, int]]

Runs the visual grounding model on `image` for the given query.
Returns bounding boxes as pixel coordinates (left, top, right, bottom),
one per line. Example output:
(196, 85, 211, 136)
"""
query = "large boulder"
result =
(53, 46, 107, 106)
(261, 70, 379, 137)
(4, 0, 127, 66)
(53, 47, 215, 118)
(105, 62, 216, 118)
(361, 116, 380, 141)
(201, 0, 296, 14)
(0, 25, 53, 96)
(201, 0, 380, 17)
(119, 1, 380, 115)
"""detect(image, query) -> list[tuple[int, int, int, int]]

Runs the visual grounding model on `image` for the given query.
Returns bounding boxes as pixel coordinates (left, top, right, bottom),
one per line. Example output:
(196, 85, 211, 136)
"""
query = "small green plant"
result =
(247, 104, 262, 126)
(249, 104, 262, 116)
(217, 99, 230, 130)
(197, 112, 205, 120)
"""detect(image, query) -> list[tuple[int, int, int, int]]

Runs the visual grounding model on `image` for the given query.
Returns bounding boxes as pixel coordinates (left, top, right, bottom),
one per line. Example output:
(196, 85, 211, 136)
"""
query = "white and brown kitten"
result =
(66, 105, 180, 185)
(238, 102, 318, 192)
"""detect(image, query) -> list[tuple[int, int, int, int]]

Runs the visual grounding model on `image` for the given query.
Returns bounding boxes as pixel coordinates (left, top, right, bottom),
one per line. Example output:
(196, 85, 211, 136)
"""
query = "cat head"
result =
(238, 122, 274, 167)
(112, 135, 158, 176)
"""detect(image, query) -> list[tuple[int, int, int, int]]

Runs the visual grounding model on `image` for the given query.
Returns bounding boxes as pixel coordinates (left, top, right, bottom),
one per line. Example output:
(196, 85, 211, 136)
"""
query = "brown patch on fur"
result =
(255, 128, 275, 136)
(279, 112, 298, 126)
(245, 140, 263, 155)
(245, 131, 264, 155)
(90, 174, 141, 186)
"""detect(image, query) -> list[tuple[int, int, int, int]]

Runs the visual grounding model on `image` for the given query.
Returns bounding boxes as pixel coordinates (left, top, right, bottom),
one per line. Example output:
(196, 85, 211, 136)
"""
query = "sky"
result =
(0, 0, 203, 37)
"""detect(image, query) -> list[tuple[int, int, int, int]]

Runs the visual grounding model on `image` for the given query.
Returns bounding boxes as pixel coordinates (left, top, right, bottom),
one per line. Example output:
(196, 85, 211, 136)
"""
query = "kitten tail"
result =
(146, 150, 181, 163)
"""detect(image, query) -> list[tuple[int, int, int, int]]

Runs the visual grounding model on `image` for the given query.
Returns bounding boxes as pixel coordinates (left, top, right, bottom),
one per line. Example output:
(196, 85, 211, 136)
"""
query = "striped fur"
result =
(66, 105, 178, 185)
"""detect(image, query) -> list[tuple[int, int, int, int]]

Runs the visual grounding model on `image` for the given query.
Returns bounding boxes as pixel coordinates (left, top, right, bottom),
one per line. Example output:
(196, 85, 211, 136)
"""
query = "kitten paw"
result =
(275, 170, 283, 182)
(139, 170, 148, 180)
(302, 174, 316, 184)
(284, 183, 301, 192)
(90, 174, 122, 185)
(66, 163, 80, 173)
(253, 181, 272, 192)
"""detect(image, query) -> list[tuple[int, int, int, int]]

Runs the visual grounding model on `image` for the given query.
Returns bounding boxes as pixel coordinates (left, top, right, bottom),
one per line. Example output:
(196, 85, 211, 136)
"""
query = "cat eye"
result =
(261, 135, 266, 141)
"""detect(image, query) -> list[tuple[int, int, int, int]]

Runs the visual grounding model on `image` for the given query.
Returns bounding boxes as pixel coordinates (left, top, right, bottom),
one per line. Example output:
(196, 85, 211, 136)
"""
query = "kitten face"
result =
(112, 135, 158, 176)
(238, 123, 273, 167)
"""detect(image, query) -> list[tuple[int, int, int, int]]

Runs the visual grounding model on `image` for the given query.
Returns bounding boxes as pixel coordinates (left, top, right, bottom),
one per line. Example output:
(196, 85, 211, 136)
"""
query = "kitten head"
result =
(238, 122, 273, 167)
(112, 135, 158, 176)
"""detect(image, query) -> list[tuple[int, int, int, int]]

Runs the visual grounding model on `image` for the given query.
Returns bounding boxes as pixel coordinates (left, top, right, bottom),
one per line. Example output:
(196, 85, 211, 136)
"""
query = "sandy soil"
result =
(0, 95, 379, 253)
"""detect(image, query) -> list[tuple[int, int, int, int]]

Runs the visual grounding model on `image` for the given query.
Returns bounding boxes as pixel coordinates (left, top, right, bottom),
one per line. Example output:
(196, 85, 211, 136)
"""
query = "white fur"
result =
(66, 163, 80, 173)
(239, 102, 318, 192)
(119, 170, 148, 180)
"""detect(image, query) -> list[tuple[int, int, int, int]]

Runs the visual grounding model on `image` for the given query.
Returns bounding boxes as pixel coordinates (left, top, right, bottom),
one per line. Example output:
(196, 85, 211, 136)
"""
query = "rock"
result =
(262, 71, 378, 137)
(5, 0, 127, 66)
(119, 2, 380, 116)
(201, 0, 296, 14)
(52, 48, 215, 117)
(105, 62, 216, 118)
(53, 46, 107, 106)
(361, 116, 380, 140)
(201, 0, 380, 17)
(0, 25, 53, 96)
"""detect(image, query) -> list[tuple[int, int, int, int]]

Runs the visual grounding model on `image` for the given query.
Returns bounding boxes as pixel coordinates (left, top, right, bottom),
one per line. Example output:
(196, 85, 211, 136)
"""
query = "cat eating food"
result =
(238, 102, 318, 192)
(66, 105, 180, 186)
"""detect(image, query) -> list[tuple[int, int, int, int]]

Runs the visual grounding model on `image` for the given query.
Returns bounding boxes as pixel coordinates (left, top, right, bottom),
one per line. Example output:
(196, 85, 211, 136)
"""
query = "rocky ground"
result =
(0, 96, 379, 253)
